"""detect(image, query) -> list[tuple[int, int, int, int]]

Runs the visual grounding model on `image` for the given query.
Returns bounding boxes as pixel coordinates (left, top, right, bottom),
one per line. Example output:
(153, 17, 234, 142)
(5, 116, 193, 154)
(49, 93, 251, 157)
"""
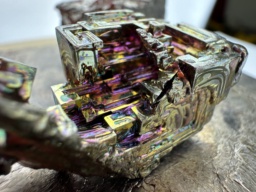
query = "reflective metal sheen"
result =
(0, 10, 247, 178)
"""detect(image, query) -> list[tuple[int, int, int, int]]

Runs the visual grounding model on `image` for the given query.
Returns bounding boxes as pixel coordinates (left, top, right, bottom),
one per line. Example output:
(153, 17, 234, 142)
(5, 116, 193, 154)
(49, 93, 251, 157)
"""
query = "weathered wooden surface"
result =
(0, 40, 255, 192)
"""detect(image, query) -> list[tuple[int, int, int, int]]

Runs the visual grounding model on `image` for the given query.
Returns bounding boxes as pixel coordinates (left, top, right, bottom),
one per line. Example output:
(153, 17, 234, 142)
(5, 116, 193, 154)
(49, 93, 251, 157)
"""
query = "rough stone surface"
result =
(0, 40, 255, 192)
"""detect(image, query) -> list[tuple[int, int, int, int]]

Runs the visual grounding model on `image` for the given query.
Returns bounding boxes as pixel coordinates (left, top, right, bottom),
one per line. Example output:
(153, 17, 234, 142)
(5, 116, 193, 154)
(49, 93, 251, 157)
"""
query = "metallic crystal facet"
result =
(0, 10, 247, 178)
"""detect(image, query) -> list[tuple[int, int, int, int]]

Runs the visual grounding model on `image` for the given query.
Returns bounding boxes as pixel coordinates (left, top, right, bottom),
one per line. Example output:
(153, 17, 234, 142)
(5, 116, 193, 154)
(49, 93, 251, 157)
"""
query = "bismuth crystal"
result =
(56, 0, 155, 25)
(0, 10, 247, 178)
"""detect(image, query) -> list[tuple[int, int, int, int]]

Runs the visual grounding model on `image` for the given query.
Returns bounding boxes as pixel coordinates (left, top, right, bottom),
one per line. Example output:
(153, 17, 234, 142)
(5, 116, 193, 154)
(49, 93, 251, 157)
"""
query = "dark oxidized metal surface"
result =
(0, 10, 247, 179)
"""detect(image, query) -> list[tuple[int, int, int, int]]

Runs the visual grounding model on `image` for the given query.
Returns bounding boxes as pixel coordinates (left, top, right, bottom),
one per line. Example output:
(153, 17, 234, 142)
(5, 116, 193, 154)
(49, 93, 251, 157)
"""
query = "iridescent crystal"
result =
(0, 10, 247, 178)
